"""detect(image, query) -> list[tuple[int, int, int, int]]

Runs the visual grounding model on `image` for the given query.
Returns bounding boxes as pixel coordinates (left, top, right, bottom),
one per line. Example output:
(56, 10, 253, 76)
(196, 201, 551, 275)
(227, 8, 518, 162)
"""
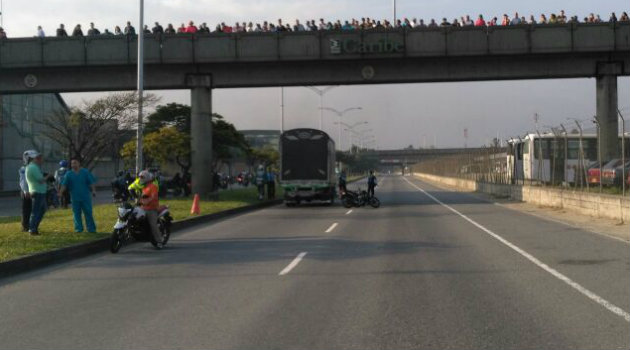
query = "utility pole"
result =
(393, 0, 397, 24)
(594, 118, 602, 193)
(135, 0, 144, 175)
(559, 124, 569, 186)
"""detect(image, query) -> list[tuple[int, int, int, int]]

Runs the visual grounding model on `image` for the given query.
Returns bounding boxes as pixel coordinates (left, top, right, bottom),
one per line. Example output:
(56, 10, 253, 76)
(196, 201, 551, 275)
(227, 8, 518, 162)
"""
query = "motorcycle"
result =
(110, 200, 173, 253)
(341, 189, 381, 209)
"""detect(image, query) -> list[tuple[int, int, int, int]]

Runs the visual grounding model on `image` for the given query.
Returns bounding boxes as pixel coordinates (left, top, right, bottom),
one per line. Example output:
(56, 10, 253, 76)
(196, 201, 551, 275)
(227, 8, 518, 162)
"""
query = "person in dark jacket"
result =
(71, 24, 83, 37)
(152, 22, 164, 34)
(56, 24, 68, 37)
(87, 22, 100, 36)
(367, 170, 378, 198)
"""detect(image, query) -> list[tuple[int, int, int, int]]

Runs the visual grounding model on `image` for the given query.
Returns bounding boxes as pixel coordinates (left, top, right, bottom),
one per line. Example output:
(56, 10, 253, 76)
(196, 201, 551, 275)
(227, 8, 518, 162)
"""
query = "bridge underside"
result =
(1, 53, 627, 93)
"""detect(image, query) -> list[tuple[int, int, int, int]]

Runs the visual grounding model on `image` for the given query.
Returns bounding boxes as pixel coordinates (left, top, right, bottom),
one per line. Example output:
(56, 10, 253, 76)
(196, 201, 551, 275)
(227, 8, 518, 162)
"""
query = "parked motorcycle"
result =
(110, 200, 173, 253)
(341, 189, 380, 209)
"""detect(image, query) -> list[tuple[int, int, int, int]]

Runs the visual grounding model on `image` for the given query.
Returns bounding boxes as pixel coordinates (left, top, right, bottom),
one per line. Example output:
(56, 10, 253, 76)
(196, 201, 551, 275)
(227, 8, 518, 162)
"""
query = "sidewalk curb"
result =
(0, 199, 282, 279)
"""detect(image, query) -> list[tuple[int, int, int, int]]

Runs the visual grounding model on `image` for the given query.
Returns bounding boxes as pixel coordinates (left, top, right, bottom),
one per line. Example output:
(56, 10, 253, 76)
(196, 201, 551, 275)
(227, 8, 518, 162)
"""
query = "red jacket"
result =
(185, 25, 198, 33)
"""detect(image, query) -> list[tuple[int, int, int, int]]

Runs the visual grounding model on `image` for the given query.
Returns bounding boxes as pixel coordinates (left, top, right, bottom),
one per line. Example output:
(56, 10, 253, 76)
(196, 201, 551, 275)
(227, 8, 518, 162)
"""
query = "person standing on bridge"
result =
(56, 24, 68, 37)
(124, 21, 136, 36)
(36, 26, 45, 38)
(87, 23, 100, 36)
(61, 158, 97, 233)
(367, 170, 378, 198)
(71, 24, 83, 37)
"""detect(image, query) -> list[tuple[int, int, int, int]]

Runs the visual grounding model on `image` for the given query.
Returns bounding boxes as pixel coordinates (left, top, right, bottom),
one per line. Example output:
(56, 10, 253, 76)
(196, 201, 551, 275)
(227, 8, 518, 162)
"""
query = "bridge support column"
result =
(596, 63, 621, 163)
(189, 75, 213, 198)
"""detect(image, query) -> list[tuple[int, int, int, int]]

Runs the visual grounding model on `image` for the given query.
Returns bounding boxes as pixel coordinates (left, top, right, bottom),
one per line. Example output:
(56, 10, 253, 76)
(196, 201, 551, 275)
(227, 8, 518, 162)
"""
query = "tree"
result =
(121, 107, 249, 173)
(121, 127, 191, 172)
(41, 92, 158, 170)
(145, 103, 191, 134)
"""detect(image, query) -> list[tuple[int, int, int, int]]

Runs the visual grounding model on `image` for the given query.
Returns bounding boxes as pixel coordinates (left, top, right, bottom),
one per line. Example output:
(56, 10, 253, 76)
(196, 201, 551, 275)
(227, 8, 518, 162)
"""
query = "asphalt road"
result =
(0, 175, 628, 350)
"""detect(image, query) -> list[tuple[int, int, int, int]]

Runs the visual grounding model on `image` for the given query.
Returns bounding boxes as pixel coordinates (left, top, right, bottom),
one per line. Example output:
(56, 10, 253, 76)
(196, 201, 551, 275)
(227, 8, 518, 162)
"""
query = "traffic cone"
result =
(191, 194, 201, 215)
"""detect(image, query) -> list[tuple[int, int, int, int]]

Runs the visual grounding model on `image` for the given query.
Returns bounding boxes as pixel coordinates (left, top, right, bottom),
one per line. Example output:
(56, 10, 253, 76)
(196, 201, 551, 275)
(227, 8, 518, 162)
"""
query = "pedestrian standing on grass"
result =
(256, 165, 266, 200)
(61, 158, 97, 233)
(25, 151, 50, 235)
(19, 150, 37, 232)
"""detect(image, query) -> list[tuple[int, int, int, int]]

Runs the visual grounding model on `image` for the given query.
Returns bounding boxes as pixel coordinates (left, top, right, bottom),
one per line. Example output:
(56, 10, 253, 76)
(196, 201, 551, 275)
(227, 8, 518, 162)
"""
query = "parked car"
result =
(601, 159, 630, 186)
(587, 162, 602, 185)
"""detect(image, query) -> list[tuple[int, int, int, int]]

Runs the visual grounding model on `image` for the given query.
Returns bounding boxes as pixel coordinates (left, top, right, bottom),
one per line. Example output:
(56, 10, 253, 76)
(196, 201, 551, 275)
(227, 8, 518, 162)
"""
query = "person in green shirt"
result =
(25, 151, 50, 235)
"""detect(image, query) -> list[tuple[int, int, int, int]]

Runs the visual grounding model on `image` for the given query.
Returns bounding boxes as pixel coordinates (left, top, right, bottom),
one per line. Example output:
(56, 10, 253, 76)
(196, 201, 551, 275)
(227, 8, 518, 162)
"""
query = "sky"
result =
(5, 0, 629, 149)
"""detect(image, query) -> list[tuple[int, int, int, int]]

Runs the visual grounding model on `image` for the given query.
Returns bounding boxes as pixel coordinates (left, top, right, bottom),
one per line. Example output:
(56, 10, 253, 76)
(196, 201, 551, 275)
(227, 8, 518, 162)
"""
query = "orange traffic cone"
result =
(191, 194, 201, 215)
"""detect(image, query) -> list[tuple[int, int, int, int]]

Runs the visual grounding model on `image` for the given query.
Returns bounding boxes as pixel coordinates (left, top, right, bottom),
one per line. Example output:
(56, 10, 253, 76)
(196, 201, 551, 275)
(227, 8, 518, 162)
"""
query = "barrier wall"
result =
(0, 22, 627, 68)
(414, 173, 630, 222)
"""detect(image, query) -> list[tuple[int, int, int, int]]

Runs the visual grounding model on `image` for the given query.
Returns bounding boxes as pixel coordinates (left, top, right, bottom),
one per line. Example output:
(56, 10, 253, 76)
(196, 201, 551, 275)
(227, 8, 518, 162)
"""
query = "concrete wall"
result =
(414, 173, 630, 223)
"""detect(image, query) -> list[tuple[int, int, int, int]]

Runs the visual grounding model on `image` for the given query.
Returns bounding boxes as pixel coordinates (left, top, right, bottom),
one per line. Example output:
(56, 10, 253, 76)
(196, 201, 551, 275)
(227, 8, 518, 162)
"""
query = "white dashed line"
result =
(403, 177, 630, 323)
(345, 210, 353, 215)
(279, 252, 308, 276)
(325, 223, 338, 233)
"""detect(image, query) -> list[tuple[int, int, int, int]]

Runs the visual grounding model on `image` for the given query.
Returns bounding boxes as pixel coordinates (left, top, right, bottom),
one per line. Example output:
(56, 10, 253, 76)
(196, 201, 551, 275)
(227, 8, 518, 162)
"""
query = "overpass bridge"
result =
(1, 23, 628, 195)
(363, 148, 481, 165)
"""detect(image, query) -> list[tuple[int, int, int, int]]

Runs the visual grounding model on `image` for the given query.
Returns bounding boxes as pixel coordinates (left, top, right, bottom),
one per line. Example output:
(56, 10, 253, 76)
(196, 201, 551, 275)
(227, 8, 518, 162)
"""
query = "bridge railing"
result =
(0, 22, 628, 68)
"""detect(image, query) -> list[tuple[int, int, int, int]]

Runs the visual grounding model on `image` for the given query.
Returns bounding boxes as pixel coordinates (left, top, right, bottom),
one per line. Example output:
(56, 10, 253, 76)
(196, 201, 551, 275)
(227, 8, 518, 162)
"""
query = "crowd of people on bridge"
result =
(1, 10, 627, 39)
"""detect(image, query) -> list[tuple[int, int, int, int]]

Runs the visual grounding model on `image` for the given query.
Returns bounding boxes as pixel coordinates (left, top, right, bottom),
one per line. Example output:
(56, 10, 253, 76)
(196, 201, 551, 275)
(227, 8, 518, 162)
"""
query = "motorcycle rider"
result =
(128, 172, 160, 198)
(137, 170, 164, 249)
(367, 170, 378, 198)
(54, 160, 70, 208)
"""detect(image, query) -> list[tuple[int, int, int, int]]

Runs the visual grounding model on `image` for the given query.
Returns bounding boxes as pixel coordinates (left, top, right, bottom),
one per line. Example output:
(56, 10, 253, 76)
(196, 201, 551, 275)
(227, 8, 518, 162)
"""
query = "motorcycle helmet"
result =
(138, 170, 154, 185)
(59, 160, 69, 168)
(22, 150, 40, 165)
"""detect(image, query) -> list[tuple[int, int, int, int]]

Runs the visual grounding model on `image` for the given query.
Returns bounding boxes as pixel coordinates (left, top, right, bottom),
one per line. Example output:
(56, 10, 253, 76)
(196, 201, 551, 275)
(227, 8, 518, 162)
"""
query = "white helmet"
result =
(138, 170, 154, 185)
(22, 150, 40, 165)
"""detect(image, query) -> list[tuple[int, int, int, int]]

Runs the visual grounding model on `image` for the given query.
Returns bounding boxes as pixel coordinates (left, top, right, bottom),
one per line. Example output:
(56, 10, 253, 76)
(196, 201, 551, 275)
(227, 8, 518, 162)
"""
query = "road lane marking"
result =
(325, 223, 338, 233)
(279, 252, 308, 276)
(403, 177, 630, 323)
(345, 210, 353, 215)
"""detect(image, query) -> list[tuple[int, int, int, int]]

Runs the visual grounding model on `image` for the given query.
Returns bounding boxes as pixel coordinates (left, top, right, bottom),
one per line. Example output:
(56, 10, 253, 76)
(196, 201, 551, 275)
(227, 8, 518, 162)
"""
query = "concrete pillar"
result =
(596, 63, 621, 163)
(189, 75, 213, 197)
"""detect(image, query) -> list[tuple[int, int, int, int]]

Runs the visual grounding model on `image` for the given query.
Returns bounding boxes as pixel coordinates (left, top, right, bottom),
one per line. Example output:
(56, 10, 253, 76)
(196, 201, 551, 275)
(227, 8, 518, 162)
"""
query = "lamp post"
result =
(136, 0, 145, 175)
(304, 86, 338, 131)
(336, 121, 368, 151)
(321, 107, 362, 150)
(568, 118, 588, 190)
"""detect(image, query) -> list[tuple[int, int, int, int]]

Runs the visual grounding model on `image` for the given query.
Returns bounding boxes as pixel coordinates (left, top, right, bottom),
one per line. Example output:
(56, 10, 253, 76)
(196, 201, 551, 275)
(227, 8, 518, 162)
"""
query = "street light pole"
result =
(304, 86, 337, 131)
(136, 0, 144, 175)
(321, 107, 362, 151)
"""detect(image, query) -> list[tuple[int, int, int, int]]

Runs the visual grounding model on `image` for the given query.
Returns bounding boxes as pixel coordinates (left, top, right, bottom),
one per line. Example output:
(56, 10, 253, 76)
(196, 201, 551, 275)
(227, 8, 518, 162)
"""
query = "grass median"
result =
(0, 186, 280, 263)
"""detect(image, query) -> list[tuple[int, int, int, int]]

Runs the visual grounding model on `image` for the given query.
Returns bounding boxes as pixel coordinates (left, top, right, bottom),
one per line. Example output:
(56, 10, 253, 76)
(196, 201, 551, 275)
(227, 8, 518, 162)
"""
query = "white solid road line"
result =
(279, 252, 308, 276)
(345, 210, 353, 215)
(325, 223, 339, 233)
(403, 176, 630, 323)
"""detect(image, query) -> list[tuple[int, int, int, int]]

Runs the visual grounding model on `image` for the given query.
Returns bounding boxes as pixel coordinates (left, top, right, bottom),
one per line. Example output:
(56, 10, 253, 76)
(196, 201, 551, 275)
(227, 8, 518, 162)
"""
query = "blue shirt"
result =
(62, 168, 96, 202)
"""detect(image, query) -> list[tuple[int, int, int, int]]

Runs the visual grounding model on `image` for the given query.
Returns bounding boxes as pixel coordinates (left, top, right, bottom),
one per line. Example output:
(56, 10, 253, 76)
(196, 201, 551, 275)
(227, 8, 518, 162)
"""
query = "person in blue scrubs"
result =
(61, 158, 97, 233)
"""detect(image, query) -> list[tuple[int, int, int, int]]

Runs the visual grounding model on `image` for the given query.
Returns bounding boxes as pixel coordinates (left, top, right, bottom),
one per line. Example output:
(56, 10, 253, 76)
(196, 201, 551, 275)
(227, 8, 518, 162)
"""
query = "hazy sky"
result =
(5, 0, 629, 149)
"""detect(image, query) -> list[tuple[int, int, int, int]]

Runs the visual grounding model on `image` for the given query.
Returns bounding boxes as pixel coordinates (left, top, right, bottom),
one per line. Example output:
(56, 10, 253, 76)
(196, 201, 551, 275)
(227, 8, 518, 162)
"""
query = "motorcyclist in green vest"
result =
(128, 176, 160, 199)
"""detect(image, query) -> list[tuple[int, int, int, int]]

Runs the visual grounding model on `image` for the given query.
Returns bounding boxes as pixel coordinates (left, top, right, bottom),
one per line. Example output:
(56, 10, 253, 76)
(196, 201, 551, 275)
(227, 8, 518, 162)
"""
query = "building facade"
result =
(0, 94, 120, 191)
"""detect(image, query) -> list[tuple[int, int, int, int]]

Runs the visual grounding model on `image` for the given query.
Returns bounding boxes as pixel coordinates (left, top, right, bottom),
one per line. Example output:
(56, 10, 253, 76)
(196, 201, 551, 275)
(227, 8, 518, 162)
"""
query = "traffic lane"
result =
(227, 176, 627, 349)
(405, 175, 630, 313)
(0, 196, 371, 349)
